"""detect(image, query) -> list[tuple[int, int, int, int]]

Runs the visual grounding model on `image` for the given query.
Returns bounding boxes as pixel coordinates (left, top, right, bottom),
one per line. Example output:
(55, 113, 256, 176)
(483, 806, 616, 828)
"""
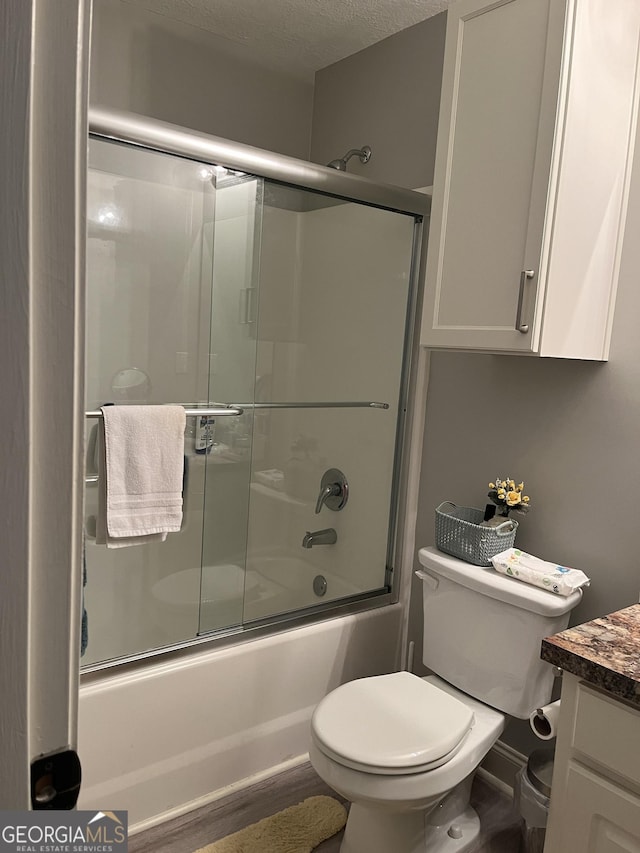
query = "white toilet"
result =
(309, 546, 583, 853)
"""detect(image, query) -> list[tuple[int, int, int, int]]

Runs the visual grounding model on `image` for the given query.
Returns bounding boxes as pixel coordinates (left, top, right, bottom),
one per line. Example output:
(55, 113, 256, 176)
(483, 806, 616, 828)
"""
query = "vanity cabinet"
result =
(420, 0, 640, 359)
(544, 674, 640, 852)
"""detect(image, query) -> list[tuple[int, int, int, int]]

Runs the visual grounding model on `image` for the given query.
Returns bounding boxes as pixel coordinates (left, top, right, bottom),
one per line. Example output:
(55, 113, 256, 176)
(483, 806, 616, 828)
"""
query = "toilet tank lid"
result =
(418, 547, 582, 617)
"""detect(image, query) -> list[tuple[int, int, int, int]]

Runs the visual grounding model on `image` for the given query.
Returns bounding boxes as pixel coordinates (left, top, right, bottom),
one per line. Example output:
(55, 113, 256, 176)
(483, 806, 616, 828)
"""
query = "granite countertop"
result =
(541, 604, 640, 705)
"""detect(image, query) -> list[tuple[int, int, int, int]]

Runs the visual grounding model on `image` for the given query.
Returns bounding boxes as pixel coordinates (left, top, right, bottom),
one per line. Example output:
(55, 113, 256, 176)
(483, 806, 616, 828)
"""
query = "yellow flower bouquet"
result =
(488, 477, 531, 517)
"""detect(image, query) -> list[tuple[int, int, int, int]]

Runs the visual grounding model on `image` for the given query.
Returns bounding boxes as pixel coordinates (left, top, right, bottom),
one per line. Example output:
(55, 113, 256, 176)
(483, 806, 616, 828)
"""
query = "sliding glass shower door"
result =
(239, 184, 415, 624)
(84, 141, 259, 664)
(83, 129, 421, 668)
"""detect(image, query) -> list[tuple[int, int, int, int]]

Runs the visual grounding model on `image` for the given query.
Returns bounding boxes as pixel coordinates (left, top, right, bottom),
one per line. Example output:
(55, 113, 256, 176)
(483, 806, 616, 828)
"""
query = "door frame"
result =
(0, 0, 90, 807)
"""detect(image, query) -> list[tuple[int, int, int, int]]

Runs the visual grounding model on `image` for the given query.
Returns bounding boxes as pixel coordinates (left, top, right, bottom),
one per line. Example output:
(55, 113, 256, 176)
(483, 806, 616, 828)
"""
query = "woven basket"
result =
(435, 501, 518, 567)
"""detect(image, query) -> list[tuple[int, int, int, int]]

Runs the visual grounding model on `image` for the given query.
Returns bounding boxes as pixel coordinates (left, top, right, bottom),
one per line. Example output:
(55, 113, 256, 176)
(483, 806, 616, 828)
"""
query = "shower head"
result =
(327, 145, 372, 171)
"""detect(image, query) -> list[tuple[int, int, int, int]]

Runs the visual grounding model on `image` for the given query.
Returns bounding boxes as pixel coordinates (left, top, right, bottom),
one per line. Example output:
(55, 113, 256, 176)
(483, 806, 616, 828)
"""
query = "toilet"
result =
(309, 546, 583, 853)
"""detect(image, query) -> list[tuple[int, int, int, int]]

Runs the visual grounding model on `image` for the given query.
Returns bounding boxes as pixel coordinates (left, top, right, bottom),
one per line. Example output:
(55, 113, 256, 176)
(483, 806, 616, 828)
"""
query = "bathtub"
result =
(77, 602, 403, 830)
(151, 554, 360, 631)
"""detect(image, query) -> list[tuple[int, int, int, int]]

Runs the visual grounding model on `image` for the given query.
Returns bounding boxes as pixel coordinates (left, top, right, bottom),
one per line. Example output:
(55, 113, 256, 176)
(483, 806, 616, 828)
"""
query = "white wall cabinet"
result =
(421, 0, 640, 359)
(545, 675, 640, 853)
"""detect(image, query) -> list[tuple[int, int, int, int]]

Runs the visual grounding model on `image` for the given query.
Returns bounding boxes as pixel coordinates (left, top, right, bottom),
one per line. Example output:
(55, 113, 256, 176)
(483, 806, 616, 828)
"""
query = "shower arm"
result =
(327, 146, 372, 171)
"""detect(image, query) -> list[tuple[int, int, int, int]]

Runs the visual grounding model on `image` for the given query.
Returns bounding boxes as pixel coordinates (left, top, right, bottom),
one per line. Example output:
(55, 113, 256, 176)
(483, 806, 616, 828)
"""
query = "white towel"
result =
(96, 405, 186, 548)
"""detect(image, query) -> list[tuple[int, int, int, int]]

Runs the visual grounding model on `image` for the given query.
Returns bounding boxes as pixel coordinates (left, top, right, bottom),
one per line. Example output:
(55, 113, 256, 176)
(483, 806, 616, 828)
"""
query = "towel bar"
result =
(85, 402, 389, 417)
(230, 401, 389, 410)
(85, 405, 244, 418)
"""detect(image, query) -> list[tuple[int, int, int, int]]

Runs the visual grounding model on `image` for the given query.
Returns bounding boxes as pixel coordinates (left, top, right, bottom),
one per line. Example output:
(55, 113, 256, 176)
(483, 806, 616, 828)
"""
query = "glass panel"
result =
(244, 184, 416, 622)
(198, 176, 262, 635)
(84, 140, 220, 665)
(83, 135, 418, 667)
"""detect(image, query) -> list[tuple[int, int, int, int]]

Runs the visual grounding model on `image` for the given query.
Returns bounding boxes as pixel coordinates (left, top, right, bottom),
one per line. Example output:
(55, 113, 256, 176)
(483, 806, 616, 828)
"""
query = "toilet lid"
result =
(311, 672, 474, 774)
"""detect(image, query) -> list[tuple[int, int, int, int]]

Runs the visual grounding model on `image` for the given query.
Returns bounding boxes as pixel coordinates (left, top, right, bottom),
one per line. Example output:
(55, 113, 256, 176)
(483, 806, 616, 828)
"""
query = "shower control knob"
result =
(447, 825, 463, 840)
(315, 469, 349, 514)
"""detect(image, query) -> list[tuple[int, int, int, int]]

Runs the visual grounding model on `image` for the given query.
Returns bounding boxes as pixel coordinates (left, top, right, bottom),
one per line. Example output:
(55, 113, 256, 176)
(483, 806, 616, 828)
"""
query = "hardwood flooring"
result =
(129, 761, 525, 853)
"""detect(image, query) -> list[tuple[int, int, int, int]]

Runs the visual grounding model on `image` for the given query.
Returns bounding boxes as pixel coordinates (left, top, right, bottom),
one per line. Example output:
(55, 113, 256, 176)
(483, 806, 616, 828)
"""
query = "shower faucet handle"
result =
(315, 468, 349, 514)
(315, 483, 341, 514)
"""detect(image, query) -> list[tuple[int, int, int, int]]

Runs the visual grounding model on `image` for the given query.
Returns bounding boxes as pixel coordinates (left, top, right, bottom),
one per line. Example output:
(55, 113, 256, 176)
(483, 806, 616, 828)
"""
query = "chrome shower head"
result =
(327, 145, 372, 171)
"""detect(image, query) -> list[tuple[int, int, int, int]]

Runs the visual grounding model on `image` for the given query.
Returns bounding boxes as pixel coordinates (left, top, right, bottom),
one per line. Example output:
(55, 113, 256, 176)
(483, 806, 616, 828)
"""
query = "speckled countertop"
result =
(541, 604, 640, 705)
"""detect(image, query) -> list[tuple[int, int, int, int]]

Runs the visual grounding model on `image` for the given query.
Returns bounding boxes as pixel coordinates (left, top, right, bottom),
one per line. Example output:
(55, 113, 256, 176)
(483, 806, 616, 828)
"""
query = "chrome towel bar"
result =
(85, 401, 389, 417)
(85, 405, 244, 418)
(231, 401, 389, 410)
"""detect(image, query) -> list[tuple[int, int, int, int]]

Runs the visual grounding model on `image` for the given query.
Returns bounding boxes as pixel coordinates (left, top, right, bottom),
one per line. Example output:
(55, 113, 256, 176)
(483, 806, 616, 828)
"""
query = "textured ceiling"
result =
(121, 0, 452, 79)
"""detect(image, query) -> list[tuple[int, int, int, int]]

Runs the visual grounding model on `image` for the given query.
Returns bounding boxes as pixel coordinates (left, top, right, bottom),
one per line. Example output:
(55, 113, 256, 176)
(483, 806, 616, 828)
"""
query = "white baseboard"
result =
(130, 739, 528, 835)
(129, 753, 309, 836)
(479, 739, 527, 796)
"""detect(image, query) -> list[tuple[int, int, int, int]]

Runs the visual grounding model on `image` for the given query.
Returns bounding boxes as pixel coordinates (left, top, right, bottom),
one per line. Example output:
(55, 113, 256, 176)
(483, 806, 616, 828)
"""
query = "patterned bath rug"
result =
(194, 795, 347, 853)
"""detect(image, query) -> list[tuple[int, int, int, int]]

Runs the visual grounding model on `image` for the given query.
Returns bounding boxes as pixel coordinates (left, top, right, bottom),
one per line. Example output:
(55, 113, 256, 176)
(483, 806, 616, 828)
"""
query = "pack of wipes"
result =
(491, 548, 590, 596)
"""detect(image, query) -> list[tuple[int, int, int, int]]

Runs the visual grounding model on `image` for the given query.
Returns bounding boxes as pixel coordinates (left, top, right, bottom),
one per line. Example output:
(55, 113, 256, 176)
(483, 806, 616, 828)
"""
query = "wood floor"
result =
(129, 761, 525, 853)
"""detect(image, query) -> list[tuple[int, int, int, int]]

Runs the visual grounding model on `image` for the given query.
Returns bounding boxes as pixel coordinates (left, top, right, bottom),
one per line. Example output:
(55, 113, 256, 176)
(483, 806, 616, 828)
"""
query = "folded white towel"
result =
(96, 405, 186, 548)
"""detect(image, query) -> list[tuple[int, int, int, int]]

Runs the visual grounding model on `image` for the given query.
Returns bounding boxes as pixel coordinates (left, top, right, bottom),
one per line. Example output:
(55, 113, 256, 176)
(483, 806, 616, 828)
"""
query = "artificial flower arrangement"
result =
(488, 477, 531, 517)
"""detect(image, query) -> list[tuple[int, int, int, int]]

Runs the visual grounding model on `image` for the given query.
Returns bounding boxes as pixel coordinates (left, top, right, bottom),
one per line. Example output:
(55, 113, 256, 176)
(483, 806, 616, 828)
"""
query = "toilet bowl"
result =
(310, 672, 504, 853)
(309, 546, 583, 852)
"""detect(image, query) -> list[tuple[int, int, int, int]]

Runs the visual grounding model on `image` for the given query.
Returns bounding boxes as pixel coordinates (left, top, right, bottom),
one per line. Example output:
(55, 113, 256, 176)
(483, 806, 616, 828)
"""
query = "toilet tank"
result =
(417, 547, 583, 719)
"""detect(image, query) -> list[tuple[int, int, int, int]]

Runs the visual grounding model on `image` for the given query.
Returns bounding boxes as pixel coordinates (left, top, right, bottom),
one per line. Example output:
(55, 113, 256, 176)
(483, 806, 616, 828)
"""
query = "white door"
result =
(0, 0, 90, 808)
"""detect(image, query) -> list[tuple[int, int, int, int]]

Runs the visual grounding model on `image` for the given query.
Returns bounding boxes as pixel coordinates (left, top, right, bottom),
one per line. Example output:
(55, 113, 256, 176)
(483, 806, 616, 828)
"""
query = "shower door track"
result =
(89, 107, 430, 219)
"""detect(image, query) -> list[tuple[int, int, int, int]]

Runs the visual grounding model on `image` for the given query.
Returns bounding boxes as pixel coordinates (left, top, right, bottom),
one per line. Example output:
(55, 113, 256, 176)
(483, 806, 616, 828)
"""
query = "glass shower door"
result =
(84, 127, 421, 666)
(241, 183, 416, 622)
(84, 141, 260, 664)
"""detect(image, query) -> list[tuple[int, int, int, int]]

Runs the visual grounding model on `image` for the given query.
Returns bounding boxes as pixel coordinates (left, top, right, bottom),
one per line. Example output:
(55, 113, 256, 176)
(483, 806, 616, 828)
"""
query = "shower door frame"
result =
(84, 107, 431, 672)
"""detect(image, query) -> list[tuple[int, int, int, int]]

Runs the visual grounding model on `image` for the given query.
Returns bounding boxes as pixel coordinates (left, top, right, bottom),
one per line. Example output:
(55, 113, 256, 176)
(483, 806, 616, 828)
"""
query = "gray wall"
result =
(311, 14, 447, 187)
(90, 0, 314, 159)
(311, 11, 640, 757)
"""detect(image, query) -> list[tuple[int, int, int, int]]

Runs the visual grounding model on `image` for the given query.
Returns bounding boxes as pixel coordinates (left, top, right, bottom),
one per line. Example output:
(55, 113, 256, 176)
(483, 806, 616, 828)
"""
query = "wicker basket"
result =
(435, 501, 518, 567)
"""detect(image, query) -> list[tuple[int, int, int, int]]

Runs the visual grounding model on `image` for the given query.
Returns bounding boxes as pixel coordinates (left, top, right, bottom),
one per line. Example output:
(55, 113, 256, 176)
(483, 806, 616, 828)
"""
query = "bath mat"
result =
(194, 795, 347, 853)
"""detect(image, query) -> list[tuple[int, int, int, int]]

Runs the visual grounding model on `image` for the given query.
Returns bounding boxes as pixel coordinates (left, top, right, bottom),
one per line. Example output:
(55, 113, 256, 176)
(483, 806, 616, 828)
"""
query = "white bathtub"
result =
(151, 554, 359, 632)
(77, 603, 403, 830)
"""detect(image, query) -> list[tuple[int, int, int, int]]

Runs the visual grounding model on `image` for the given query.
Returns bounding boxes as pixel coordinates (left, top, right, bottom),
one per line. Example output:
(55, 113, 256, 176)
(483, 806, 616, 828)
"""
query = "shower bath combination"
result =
(83, 109, 426, 670)
(77, 108, 429, 826)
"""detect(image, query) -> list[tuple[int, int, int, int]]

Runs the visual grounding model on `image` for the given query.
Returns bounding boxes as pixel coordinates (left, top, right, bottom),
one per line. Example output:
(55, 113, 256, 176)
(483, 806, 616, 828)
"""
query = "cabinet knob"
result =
(516, 269, 535, 333)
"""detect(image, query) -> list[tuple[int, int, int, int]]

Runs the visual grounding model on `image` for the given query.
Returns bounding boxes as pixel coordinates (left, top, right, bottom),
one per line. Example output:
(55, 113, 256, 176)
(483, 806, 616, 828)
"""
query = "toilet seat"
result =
(311, 671, 474, 776)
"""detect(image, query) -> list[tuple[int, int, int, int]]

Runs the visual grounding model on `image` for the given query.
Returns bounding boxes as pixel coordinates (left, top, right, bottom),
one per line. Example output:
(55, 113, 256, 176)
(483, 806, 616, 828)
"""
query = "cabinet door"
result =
(421, 0, 566, 352)
(545, 761, 640, 853)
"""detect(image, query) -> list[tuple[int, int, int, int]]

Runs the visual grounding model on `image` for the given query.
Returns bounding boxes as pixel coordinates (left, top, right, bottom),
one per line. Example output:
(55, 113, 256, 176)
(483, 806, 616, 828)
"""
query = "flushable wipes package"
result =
(491, 548, 590, 596)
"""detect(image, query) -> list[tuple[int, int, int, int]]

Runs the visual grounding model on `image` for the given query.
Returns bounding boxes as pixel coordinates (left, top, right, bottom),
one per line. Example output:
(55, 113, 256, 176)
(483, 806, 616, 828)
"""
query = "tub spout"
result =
(302, 528, 337, 548)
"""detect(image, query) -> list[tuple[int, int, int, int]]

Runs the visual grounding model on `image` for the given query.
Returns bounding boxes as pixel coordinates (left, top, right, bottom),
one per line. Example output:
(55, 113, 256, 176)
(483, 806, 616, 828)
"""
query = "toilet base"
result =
(340, 802, 480, 853)
(339, 777, 481, 853)
(424, 806, 481, 852)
